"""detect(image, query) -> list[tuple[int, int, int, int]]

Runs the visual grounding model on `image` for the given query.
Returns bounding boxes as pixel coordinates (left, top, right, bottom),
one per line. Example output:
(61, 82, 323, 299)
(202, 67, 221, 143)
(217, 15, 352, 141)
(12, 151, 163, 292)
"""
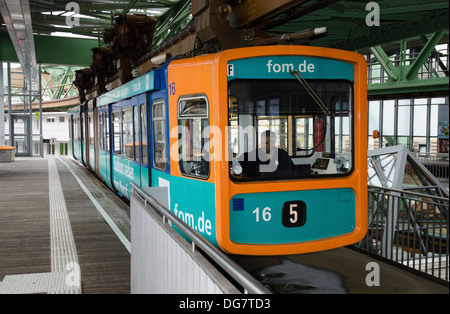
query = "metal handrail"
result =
(130, 182, 271, 294)
(368, 185, 449, 202)
(362, 185, 449, 282)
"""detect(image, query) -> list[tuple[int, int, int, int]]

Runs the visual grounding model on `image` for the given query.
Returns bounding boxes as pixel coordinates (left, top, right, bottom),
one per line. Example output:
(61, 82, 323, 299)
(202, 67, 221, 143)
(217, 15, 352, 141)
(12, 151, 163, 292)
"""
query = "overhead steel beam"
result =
(121, 0, 140, 15)
(420, 35, 449, 77)
(152, 0, 192, 48)
(0, 0, 38, 90)
(369, 46, 398, 81)
(405, 30, 447, 80)
(368, 77, 449, 96)
(367, 32, 449, 97)
(339, 10, 449, 51)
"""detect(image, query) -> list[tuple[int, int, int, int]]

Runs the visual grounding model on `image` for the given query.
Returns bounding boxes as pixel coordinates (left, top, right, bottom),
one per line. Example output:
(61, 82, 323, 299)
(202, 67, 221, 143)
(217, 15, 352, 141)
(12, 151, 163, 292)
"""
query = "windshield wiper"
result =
(290, 70, 331, 115)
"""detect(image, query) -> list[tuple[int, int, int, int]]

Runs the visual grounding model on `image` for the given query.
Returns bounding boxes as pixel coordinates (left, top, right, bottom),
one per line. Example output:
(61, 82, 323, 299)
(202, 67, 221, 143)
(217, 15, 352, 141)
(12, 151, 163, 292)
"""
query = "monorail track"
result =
(230, 247, 448, 294)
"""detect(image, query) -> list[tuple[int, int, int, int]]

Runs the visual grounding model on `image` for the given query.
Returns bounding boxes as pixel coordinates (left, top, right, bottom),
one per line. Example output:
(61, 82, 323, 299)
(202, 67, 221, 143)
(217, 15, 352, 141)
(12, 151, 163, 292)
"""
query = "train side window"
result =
(70, 117, 74, 142)
(74, 118, 79, 141)
(112, 109, 121, 155)
(80, 114, 84, 142)
(89, 114, 94, 145)
(177, 96, 210, 179)
(133, 106, 140, 163)
(122, 107, 133, 160)
(140, 103, 147, 165)
(105, 112, 110, 152)
(77, 118, 81, 141)
(152, 99, 166, 170)
(99, 113, 104, 150)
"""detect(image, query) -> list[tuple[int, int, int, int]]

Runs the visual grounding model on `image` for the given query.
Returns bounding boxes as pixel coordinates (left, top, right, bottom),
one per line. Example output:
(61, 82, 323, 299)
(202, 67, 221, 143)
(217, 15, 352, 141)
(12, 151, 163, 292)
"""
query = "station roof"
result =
(1, 0, 449, 66)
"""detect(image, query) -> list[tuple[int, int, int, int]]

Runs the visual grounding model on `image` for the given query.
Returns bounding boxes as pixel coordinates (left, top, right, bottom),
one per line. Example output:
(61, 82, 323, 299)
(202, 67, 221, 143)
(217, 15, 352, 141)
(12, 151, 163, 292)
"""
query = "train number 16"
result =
(253, 207, 271, 222)
(169, 82, 176, 96)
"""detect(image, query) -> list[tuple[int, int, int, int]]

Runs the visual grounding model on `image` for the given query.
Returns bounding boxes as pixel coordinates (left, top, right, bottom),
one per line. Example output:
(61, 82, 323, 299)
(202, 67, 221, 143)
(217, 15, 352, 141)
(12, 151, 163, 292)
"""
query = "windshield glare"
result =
(228, 79, 353, 181)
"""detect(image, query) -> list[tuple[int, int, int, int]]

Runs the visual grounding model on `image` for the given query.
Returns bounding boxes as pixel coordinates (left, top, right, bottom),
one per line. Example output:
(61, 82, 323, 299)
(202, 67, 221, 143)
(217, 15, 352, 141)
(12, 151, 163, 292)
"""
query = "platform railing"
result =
(355, 185, 449, 282)
(130, 182, 271, 294)
(412, 152, 449, 190)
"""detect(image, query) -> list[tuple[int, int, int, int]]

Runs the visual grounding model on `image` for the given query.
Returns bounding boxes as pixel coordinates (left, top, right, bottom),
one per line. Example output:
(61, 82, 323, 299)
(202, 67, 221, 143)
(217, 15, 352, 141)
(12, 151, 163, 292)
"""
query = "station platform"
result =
(1, 156, 448, 295)
(0, 157, 131, 294)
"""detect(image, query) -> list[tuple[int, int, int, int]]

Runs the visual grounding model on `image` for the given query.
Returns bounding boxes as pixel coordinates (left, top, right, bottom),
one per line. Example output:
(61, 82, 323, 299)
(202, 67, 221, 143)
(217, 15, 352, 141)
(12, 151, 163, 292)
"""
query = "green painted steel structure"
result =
(367, 32, 448, 96)
(40, 65, 82, 101)
(1, 0, 449, 96)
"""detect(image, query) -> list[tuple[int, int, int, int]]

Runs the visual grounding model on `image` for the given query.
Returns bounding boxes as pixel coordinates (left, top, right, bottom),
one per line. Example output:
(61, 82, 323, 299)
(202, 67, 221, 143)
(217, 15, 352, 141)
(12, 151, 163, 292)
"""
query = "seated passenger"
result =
(239, 130, 294, 177)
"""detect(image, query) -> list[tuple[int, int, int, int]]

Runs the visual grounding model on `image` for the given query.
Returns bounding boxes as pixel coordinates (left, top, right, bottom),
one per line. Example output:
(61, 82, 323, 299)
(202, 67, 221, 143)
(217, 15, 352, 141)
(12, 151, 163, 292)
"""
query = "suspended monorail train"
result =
(68, 45, 368, 255)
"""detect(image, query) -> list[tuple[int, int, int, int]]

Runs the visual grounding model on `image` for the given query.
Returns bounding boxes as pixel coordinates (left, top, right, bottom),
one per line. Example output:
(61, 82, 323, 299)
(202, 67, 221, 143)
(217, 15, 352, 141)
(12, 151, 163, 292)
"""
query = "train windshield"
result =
(228, 79, 353, 181)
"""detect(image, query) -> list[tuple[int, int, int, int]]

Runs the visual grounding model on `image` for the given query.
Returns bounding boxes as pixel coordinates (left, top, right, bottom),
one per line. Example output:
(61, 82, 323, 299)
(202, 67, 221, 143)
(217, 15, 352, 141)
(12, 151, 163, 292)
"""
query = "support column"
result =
(7, 63, 12, 148)
(39, 65, 43, 157)
(0, 62, 4, 146)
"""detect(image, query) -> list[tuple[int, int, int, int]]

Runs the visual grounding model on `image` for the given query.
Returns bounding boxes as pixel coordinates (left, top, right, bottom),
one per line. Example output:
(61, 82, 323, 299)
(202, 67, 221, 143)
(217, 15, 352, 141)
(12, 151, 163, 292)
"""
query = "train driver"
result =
(239, 130, 294, 177)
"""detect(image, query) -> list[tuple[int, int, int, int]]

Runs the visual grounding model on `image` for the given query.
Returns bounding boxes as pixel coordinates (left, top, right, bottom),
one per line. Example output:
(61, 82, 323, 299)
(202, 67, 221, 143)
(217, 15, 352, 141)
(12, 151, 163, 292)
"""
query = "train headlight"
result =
(232, 158, 242, 175)
(233, 164, 243, 175)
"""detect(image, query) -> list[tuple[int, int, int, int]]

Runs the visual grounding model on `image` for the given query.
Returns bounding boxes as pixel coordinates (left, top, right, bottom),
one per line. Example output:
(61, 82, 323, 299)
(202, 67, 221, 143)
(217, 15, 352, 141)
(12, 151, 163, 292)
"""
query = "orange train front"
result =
(69, 45, 368, 255)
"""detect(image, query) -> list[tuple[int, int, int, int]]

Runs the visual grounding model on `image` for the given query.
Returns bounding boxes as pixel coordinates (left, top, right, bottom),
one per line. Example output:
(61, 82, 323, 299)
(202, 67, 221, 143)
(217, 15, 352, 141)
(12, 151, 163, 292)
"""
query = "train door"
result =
(72, 106, 82, 161)
(68, 114, 73, 155)
(104, 104, 113, 189)
(98, 109, 104, 176)
(111, 102, 122, 194)
(81, 102, 87, 166)
(149, 91, 169, 181)
(98, 105, 113, 189)
(94, 105, 100, 176)
(138, 94, 149, 187)
(131, 96, 141, 188)
(87, 100, 95, 171)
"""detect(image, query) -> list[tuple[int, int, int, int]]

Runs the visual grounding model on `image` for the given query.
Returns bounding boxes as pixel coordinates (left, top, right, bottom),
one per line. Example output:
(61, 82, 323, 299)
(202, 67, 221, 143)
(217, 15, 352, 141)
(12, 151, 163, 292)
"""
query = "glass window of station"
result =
(368, 97, 449, 154)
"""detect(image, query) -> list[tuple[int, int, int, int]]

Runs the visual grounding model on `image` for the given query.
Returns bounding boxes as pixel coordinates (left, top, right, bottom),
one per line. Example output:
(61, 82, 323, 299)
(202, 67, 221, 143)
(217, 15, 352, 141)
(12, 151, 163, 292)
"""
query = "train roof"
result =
(66, 104, 82, 114)
(96, 60, 170, 107)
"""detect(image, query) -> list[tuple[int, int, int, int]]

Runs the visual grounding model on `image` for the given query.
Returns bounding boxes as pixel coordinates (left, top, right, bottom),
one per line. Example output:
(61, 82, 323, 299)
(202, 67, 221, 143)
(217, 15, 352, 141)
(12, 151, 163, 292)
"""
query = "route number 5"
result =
(282, 201, 306, 227)
(289, 203, 298, 223)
